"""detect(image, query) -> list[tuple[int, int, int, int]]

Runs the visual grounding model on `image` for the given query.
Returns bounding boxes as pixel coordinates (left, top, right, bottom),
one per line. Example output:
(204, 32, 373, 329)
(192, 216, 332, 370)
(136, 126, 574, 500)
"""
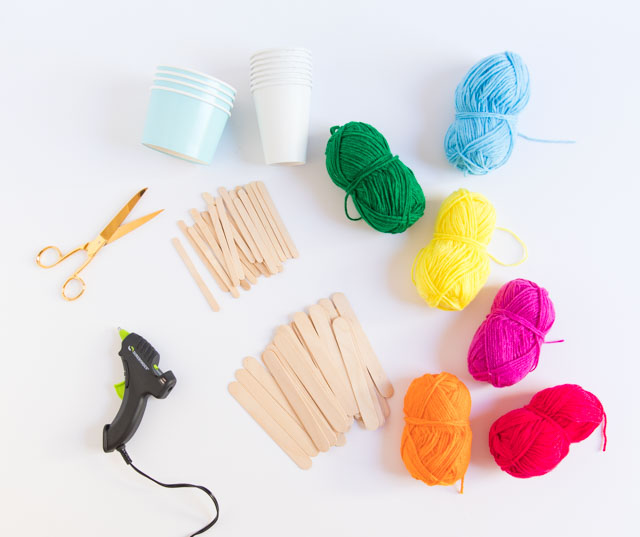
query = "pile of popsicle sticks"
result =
(171, 182, 298, 311)
(229, 293, 394, 469)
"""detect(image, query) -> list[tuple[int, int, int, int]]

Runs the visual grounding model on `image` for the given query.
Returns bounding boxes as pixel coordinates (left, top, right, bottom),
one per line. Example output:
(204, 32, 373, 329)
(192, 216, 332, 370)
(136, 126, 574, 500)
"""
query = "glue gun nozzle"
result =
(118, 327, 130, 341)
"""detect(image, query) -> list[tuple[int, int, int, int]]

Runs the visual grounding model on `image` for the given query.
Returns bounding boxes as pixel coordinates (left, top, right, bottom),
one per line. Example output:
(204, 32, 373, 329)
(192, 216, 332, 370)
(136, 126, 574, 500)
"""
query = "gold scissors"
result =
(36, 188, 163, 301)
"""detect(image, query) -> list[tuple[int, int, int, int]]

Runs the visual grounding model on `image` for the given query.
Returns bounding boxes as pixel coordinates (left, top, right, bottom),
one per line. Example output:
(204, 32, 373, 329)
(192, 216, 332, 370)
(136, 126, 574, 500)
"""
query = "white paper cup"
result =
(250, 47, 311, 63)
(250, 79, 312, 93)
(250, 66, 312, 79)
(250, 72, 312, 85)
(250, 56, 312, 68)
(252, 83, 311, 165)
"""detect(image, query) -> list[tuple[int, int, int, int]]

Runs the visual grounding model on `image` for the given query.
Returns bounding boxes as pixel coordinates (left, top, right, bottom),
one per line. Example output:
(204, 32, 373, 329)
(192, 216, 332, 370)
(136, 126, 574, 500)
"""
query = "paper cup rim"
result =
(250, 47, 311, 59)
(156, 65, 237, 94)
(250, 71, 312, 81)
(150, 86, 232, 117)
(250, 80, 313, 92)
(250, 54, 312, 65)
(250, 65, 313, 75)
(155, 69, 237, 100)
(154, 77, 234, 107)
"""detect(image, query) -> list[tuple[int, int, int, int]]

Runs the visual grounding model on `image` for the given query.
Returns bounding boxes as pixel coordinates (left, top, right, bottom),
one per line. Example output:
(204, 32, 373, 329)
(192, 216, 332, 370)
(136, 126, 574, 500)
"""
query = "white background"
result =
(1, 1, 638, 535)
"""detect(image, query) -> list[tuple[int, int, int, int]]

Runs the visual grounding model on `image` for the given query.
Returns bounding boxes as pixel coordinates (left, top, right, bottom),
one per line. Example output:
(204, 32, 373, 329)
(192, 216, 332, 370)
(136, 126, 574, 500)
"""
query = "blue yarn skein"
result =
(445, 51, 531, 175)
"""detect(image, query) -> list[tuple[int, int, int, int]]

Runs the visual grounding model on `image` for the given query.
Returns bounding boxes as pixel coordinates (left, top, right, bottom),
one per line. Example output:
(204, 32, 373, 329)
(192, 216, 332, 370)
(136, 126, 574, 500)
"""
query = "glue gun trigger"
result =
(114, 381, 126, 400)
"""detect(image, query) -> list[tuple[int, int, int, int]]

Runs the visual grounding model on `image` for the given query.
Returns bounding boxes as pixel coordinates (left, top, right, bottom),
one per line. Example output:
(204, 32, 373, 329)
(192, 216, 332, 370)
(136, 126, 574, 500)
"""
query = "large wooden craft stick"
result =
(331, 293, 394, 398)
(229, 381, 312, 470)
(332, 317, 379, 430)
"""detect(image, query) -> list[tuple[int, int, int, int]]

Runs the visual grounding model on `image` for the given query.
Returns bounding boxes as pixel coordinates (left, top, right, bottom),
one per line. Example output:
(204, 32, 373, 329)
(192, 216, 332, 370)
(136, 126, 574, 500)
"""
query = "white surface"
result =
(1, 1, 638, 536)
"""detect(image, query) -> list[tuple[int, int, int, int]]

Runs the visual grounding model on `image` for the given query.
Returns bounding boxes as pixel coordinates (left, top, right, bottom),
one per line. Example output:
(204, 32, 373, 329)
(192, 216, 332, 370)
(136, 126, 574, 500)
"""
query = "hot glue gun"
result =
(103, 328, 219, 536)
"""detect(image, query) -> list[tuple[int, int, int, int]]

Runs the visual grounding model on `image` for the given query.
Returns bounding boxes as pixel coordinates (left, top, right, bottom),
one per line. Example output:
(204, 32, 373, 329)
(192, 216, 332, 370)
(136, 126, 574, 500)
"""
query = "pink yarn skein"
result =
(468, 279, 559, 387)
(489, 384, 606, 478)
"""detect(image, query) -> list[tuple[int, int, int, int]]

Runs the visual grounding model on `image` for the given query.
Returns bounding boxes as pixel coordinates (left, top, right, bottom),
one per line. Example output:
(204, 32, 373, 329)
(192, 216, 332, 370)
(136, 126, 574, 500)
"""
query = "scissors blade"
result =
(99, 188, 148, 242)
(107, 209, 164, 244)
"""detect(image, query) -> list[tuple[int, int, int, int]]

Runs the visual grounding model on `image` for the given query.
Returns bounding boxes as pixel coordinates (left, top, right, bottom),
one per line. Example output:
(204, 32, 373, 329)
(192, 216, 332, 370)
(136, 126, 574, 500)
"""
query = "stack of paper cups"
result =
(142, 66, 236, 164)
(250, 48, 312, 165)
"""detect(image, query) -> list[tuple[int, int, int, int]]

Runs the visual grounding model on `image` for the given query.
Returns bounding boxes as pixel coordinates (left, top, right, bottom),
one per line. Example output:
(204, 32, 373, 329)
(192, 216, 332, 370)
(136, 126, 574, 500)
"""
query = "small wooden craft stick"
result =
(307, 305, 359, 417)
(235, 368, 318, 458)
(171, 238, 220, 312)
(240, 279, 251, 291)
(256, 181, 299, 258)
(218, 187, 263, 263)
(253, 261, 270, 277)
(239, 255, 258, 284)
(202, 193, 255, 264)
(292, 312, 357, 418)
(331, 293, 394, 398)
(186, 225, 240, 298)
(236, 188, 281, 274)
(319, 298, 339, 320)
(178, 220, 230, 294)
(232, 192, 279, 274)
(250, 181, 292, 259)
(332, 317, 379, 430)
(189, 209, 225, 265)
(263, 350, 331, 452)
(215, 196, 245, 281)
(228, 381, 312, 470)
(274, 326, 350, 433)
(202, 202, 240, 287)
(243, 356, 301, 427)
(245, 183, 287, 262)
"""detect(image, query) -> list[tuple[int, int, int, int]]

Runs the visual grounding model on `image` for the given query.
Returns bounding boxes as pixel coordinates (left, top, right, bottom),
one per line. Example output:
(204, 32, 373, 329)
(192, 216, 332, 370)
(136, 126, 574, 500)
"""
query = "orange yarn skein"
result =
(401, 373, 472, 491)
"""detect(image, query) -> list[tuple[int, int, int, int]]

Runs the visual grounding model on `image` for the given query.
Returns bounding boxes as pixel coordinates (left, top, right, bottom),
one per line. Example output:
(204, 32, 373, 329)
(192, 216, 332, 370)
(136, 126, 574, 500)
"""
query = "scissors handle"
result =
(36, 245, 84, 268)
(62, 275, 86, 301)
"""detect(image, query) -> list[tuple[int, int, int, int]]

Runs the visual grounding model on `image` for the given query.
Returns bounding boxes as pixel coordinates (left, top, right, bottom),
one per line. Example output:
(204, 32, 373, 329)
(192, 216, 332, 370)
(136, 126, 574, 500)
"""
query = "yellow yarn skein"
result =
(412, 189, 526, 311)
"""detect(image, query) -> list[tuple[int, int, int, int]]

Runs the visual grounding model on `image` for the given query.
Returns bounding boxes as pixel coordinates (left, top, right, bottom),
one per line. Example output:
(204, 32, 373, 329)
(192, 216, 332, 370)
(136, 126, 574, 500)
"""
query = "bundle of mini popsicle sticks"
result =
(171, 181, 298, 311)
(229, 293, 394, 469)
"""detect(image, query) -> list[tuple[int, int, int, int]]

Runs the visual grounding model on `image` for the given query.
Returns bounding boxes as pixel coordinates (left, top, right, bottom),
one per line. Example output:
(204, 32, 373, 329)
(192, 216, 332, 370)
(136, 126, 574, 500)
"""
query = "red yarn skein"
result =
(489, 384, 606, 478)
(468, 278, 559, 387)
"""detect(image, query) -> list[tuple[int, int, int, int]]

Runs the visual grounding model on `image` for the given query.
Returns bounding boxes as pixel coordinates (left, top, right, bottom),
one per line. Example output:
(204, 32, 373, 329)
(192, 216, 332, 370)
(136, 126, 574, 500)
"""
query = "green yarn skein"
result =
(325, 122, 425, 234)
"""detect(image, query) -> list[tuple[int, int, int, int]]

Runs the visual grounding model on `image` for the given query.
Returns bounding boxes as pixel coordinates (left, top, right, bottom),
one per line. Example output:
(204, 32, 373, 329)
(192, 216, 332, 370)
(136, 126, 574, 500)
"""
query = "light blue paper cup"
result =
(142, 87, 231, 164)
(153, 78, 233, 111)
(154, 72, 236, 101)
(156, 66, 237, 96)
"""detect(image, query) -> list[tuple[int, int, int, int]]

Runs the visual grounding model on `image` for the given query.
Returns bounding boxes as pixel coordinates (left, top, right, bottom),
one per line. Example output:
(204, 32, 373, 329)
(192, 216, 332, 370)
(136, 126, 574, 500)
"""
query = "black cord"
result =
(117, 446, 219, 536)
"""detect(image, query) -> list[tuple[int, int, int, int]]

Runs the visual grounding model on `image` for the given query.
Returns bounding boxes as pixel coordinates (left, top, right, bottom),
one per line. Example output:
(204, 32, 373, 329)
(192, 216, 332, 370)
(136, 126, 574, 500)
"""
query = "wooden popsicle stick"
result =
(218, 187, 263, 263)
(266, 345, 338, 446)
(232, 192, 279, 274)
(202, 203, 240, 287)
(319, 298, 339, 320)
(215, 196, 245, 281)
(171, 238, 220, 312)
(332, 317, 379, 430)
(292, 312, 357, 418)
(186, 225, 240, 298)
(378, 386, 391, 418)
(274, 326, 350, 433)
(308, 305, 359, 417)
(178, 220, 230, 294)
(235, 369, 318, 458)
(331, 293, 394, 398)
(228, 382, 312, 470)
(245, 183, 287, 262)
(189, 209, 226, 267)
(249, 182, 291, 259)
(203, 193, 256, 264)
(256, 181, 299, 258)
(364, 365, 384, 428)
(236, 188, 282, 273)
(239, 255, 258, 284)
(240, 279, 251, 291)
(254, 261, 270, 277)
(243, 356, 301, 427)
(263, 350, 331, 452)
(335, 433, 347, 447)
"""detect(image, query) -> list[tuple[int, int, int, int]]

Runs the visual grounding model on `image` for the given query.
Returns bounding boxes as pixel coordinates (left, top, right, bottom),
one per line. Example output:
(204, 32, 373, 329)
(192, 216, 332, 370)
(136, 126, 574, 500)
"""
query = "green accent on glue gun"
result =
(118, 327, 130, 341)
(114, 381, 126, 399)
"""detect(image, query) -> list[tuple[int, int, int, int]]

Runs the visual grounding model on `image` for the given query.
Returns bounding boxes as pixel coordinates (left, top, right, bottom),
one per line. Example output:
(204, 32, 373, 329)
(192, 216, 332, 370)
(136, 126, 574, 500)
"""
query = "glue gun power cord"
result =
(117, 446, 220, 536)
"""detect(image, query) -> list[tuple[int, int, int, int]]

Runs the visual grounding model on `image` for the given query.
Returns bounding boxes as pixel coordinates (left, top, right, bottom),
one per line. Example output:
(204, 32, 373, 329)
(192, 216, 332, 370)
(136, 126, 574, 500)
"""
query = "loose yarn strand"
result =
(517, 133, 576, 144)
(487, 227, 528, 267)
